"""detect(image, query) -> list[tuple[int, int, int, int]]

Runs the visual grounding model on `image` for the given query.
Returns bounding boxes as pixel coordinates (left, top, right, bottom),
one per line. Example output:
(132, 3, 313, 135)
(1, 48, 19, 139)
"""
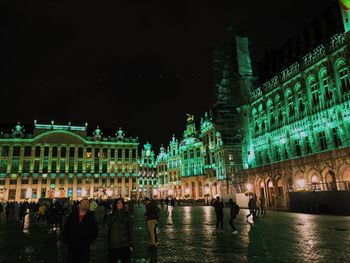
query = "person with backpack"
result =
(228, 199, 239, 234)
(144, 198, 160, 248)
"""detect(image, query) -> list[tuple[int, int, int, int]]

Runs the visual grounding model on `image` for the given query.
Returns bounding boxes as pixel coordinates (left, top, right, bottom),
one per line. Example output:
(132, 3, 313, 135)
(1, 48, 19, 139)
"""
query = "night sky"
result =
(0, 0, 335, 149)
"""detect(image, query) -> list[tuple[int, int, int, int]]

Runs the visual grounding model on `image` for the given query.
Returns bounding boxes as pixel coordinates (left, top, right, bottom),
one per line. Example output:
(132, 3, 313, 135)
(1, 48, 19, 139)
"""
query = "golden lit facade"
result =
(0, 122, 139, 201)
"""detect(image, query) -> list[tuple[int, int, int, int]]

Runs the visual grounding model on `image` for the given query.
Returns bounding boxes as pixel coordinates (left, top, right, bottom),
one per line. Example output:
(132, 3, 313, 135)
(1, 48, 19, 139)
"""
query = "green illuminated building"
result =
(0, 122, 139, 201)
(239, 0, 350, 209)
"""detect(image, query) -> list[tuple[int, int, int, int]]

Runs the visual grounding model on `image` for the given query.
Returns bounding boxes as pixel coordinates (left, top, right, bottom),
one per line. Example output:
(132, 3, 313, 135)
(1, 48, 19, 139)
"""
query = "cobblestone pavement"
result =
(0, 206, 350, 263)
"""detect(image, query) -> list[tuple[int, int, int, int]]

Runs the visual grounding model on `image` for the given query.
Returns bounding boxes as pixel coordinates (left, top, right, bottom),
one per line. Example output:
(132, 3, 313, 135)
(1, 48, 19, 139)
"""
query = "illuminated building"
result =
(138, 142, 157, 198)
(156, 114, 235, 200)
(0, 122, 139, 201)
(239, 0, 350, 209)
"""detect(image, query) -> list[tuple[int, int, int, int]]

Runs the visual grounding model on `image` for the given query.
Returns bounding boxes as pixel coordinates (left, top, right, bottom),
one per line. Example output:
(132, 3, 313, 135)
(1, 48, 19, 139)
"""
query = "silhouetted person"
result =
(212, 196, 224, 232)
(63, 199, 98, 263)
(105, 198, 133, 263)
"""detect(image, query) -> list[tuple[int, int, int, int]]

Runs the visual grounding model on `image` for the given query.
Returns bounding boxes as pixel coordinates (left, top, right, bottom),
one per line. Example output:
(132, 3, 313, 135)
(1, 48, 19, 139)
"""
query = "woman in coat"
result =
(105, 198, 133, 263)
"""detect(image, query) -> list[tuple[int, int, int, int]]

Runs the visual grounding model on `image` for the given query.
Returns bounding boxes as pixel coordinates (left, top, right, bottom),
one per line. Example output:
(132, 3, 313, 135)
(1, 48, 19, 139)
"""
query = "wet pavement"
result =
(0, 206, 349, 262)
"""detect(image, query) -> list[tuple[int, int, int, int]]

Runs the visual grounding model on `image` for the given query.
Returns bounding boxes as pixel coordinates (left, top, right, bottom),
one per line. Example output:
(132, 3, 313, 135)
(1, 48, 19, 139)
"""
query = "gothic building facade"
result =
(240, 0, 350, 209)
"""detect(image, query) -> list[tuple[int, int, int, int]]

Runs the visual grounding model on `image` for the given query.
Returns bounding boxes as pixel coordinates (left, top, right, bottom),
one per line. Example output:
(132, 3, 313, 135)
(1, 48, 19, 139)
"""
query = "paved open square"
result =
(0, 206, 349, 263)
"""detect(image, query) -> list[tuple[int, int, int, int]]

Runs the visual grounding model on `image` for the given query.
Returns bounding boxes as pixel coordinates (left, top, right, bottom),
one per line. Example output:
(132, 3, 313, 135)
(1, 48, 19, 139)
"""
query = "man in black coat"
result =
(62, 199, 98, 263)
(212, 196, 224, 232)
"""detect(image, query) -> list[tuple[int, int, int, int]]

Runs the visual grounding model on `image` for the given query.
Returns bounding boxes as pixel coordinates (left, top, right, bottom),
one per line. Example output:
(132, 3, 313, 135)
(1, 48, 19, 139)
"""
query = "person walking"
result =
(212, 196, 224, 232)
(62, 199, 98, 263)
(144, 198, 160, 248)
(37, 203, 46, 224)
(228, 199, 240, 234)
(105, 198, 133, 263)
(246, 195, 256, 223)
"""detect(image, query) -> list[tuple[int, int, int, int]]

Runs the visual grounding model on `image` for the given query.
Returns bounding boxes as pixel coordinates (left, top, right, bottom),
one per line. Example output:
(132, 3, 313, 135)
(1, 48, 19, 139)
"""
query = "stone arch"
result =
(322, 167, 338, 191)
(338, 165, 350, 190)
(307, 168, 322, 191)
(265, 177, 276, 207)
(294, 171, 307, 190)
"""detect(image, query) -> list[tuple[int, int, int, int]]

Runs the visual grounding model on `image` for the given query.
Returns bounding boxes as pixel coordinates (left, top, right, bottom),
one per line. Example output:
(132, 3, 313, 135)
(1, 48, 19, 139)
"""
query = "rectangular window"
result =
(77, 178, 82, 184)
(34, 160, 40, 173)
(41, 179, 47, 185)
(125, 149, 129, 161)
(1, 146, 9, 157)
(86, 147, 92, 158)
(0, 160, 8, 173)
(33, 179, 38, 185)
(10, 179, 17, 185)
(110, 178, 114, 185)
(59, 179, 65, 185)
(78, 147, 83, 158)
(22, 160, 30, 173)
(69, 147, 75, 158)
(295, 140, 301, 157)
(190, 149, 194, 159)
(111, 149, 115, 159)
(77, 187, 82, 197)
(61, 147, 66, 158)
(132, 149, 137, 160)
(35, 146, 41, 157)
(68, 178, 73, 184)
(51, 160, 57, 173)
(78, 161, 83, 173)
(42, 159, 49, 173)
(340, 68, 350, 93)
(94, 178, 99, 184)
(32, 189, 37, 199)
(60, 160, 66, 173)
(52, 146, 58, 157)
(95, 148, 100, 158)
(0, 180, 5, 185)
(12, 146, 20, 157)
(330, 127, 341, 148)
(24, 146, 32, 157)
(69, 159, 74, 173)
(9, 189, 16, 200)
(118, 149, 122, 161)
(20, 189, 26, 199)
(44, 146, 49, 157)
(86, 161, 91, 173)
(21, 179, 28, 185)
(103, 148, 108, 159)
(318, 131, 327, 151)
(41, 188, 46, 198)
(102, 161, 107, 173)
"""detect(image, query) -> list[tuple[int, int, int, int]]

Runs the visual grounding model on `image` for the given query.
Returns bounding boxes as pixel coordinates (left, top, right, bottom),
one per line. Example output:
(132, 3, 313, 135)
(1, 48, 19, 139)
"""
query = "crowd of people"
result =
(0, 195, 266, 263)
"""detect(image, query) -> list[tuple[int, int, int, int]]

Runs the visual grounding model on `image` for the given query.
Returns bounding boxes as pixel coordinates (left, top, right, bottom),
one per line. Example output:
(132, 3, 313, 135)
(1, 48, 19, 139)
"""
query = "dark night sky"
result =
(0, 0, 335, 149)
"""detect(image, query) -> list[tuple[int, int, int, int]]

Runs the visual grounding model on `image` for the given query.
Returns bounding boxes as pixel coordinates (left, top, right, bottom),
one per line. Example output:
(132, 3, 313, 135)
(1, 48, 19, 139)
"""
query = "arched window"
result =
(275, 95, 282, 124)
(285, 89, 295, 117)
(337, 60, 350, 93)
(294, 83, 304, 114)
(267, 99, 275, 127)
(258, 104, 265, 132)
(308, 76, 320, 107)
(319, 68, 333, 100)
(252, 108, 258, 132)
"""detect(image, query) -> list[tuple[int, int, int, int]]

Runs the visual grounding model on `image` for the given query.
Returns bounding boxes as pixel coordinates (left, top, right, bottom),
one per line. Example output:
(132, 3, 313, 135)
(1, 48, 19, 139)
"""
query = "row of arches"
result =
(251, 164, 350, 208)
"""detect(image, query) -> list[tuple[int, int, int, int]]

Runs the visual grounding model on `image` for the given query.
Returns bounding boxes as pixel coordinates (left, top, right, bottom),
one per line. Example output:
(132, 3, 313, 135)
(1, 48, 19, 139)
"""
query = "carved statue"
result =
(186, 114, 194, 123)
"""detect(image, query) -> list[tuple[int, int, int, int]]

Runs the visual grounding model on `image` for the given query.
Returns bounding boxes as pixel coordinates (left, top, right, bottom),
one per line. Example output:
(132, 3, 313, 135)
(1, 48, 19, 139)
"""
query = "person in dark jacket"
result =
(62, 199, 98, 263)
(105, 198, 133, 263)
(212, 196, 224, 232)
(228, 199, 239, 234)
(144, 198, 160, 248)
